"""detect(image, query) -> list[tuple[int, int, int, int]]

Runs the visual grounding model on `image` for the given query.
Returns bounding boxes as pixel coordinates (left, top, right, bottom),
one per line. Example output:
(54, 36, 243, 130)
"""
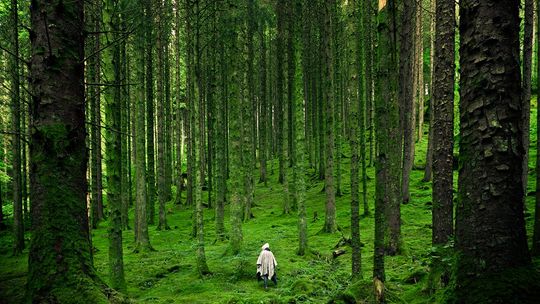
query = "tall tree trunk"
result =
(400, 0, 416, 205)
(522, 0, 534, 205)
(104, 0, 126, 290)
(174, 0, 183, 206)
(456, 0, 533, 300)
(119, 17, 130, 231)
(259, 21, 268, 186)
(431, 0, 455, 245)
(194, 41, 210, 276)
(276, 0, 286, 184)
(146, 0, 157, 224)
(27, 1, 109, 300)
(322, 0, 337, 234)
(244, 0, 256, 220)
(229, 20, 243, 255)
(134, 0, 153, 252)
(156, 0, 169, 231)
(89, 0, 104, 227)
(423, 0, 436, 183)
(10, 0, 24, 255)
(416, 5, 425, 142)
(215, 11, 227, 240)
(352, 0, 367, 278)
(375, 0, 401, 273)
(534, 0, 540, 256)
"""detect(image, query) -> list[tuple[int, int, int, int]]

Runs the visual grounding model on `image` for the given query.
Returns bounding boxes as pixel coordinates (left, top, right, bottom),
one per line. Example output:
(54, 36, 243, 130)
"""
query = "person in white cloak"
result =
(256, 243, 278, 289)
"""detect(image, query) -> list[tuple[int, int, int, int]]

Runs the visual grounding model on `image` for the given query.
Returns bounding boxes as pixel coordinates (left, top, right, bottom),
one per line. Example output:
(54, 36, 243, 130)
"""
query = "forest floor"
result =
(1, 96, 540, 304)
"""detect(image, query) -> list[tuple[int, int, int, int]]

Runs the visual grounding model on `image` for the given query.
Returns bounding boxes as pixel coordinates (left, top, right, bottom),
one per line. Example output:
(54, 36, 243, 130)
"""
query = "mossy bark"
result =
(145, 0, 157, 224)
(456, 0, 534, 300)
(104, 0, 127, 291)
(400, 0, 416, 205)
(376, 0, 401, 256)
(244, 0, 256, 221)
(374, 0, 400, 280)
(322, 0, 337, 234)
(521, 0, 534, 208)
(259, 20, 268, 186)
(228, 13, 243, 255)
(156, 0, 169, 231)
(134, 0, 153, 252)
(27, 0, 110, 301)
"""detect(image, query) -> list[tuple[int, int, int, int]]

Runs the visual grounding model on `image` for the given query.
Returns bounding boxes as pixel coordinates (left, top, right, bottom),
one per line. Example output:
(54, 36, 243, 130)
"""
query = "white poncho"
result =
(256, 243, 278, 279)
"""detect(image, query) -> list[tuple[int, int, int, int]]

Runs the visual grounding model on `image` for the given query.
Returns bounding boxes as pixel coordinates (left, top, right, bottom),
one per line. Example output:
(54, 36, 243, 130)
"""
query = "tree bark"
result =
(400, 0, 416, 205)
(10, 0, 24, 256)
(522, 0, 534, 206)
(322, 0, 337, 234)
(156, 0, 169, 231)
(27, 0, 109, 301)
(375, 0, 401, 261)
(431, 0, 455, 245)
(146, 0, 157, 224)
(134, 0, 153, 252)
(534, 0, 540, 256)
(456, 0, 534, 300)
(103, 0, 127, 290)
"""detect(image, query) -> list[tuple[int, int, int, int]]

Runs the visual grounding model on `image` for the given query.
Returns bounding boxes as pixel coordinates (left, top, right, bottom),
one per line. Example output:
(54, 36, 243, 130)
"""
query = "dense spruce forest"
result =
(1, 0, 540, 303)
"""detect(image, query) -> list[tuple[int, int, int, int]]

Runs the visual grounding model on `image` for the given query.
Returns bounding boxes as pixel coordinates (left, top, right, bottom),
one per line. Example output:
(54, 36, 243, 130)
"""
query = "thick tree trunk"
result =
(456, 0, 535, 300)
(27, 1, 109, 301)
(431, 0, 455, 245)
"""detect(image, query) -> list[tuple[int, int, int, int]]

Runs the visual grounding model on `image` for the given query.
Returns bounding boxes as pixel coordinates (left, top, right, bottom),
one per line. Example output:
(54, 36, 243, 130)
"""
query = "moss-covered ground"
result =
(1, 96, 539, 303)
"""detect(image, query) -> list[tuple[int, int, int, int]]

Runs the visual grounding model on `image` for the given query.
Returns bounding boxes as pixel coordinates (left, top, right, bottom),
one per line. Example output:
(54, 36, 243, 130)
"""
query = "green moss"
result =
(2, 97, 540, 303)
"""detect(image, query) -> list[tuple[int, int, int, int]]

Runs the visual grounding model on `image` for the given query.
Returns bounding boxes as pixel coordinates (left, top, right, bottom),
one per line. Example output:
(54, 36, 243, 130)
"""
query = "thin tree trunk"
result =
(400, 0, 416, 205)
(259, 21, 268, 186)
(423, 0, 436, 183)
(522, 0, 534, 205)
(322, 0, 337, 234)
(146, 0, 157, 224)
(156, 0, 169, 231)
(533, 0, 540, 256)
(134, 0, 152, 252)
(10, 0, 24, 255)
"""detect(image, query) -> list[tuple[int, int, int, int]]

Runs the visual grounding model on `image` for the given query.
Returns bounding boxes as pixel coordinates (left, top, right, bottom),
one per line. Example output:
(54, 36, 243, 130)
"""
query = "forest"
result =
(0, 0, 540, 303)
